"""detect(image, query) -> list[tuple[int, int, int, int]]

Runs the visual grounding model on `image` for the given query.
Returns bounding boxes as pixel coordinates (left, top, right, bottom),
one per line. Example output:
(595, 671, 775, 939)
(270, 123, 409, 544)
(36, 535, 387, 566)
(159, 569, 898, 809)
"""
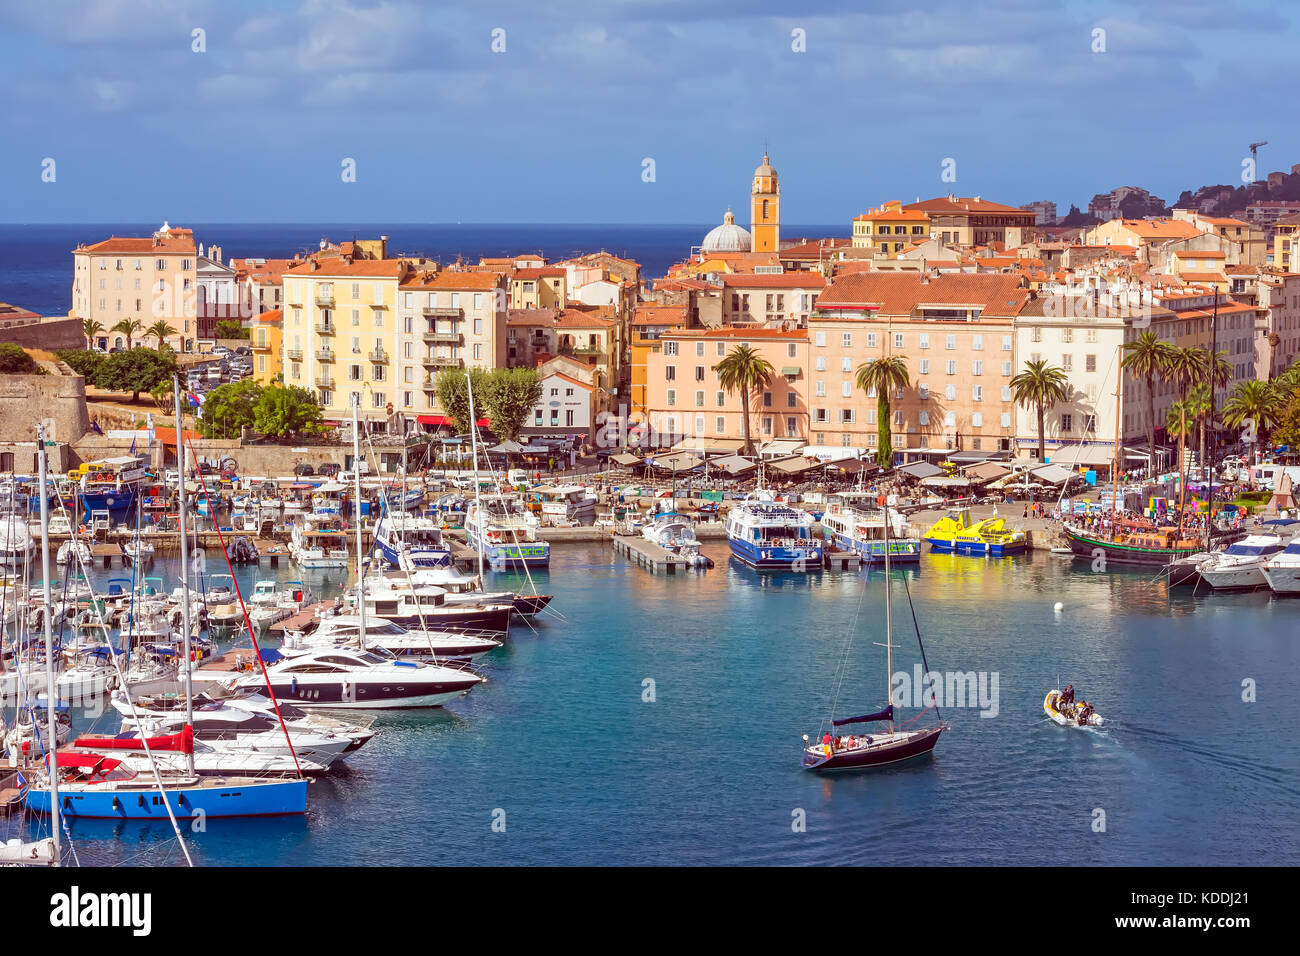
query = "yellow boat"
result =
(922, 508, 1027, 556)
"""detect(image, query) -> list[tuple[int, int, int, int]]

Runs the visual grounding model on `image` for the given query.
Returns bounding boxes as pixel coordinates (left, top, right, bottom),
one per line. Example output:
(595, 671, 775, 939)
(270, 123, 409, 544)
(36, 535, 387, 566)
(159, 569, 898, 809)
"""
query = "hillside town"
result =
(3, 153, 1300, 487)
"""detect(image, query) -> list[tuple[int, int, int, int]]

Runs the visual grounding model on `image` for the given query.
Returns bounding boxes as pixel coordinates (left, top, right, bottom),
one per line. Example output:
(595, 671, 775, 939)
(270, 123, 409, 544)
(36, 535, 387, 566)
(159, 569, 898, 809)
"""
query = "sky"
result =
(0, 0, 1296, 225)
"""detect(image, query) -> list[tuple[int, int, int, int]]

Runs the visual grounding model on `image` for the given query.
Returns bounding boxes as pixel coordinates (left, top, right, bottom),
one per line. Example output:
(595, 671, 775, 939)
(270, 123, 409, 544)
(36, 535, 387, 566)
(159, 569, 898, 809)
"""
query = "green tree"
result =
(1272, 389, 1300, 449)
(82, 318, 104, 350)
(215, 319, 250, 340)
(1166, 399, 1196, 493)
(147, 320, 177, 349)
(1010, 358, 1070, 463)
(434, 367, 493, 434)
(714, 344, 774, 457)
(1221, 379, 1283, 450)
(1121, 331, 1174, 477)
(110, 317, 144, 349)
(483, 367, 544, 442)
(150, 378, 175, 415)
(55, 349, 106, 380)
(94, 347, 177, 401)
(198, 380, 262, 438)
(0, 343, 39, 374)
(855, 356, 910, 468)
(253, 382, 325, 439)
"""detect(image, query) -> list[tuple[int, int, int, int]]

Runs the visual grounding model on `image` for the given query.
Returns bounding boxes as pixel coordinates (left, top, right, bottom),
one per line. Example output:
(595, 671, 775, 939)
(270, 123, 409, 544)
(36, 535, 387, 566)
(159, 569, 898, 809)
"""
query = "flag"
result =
(129, 436, 137, 455)
(91, 420, 104, 435)
(187, 391, 204, 409)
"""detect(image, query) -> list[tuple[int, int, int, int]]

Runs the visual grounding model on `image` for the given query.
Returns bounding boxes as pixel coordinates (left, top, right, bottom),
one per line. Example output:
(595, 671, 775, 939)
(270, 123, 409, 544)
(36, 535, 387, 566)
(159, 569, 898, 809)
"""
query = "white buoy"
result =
(1053, 602, 1064, 612)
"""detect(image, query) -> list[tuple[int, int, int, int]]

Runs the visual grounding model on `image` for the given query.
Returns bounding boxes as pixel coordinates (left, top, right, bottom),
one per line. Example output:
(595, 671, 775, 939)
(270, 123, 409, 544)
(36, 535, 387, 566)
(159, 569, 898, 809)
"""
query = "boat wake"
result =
(1117, 724, 1300, 799)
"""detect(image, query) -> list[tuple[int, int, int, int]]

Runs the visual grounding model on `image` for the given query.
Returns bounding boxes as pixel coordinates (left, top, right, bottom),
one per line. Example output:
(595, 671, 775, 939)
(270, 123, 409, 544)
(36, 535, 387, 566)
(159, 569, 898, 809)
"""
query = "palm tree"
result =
(1121, 331, 1174, 479)
(82, 318, 104, 350)
(1009, 358, 1070, 463)
(1166, 399, 1196, 498)
(713, 344, 775, 457)
(110, 317, 144, 349)
(855, 357, 910, 468)
(1196, 350, 1232, 476)
(147, 320, 177, 350)
(1221, 379, 1283, 452)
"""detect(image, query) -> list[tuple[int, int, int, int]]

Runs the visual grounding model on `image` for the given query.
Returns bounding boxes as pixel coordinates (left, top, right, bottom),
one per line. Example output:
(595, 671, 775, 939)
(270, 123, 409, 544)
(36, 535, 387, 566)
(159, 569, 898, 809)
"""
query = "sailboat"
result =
(801, 498, 945, 771)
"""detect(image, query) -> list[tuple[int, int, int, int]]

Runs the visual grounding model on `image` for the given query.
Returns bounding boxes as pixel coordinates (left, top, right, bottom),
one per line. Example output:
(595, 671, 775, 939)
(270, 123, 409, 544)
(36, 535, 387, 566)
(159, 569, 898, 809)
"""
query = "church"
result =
(701, 153, 781, 254)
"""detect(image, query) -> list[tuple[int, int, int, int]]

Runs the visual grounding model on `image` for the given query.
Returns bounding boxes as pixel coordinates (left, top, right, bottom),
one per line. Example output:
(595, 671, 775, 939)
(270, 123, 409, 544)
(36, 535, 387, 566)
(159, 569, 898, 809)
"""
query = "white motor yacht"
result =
(235, 645, 482, 708)
(285, 614, 502, 662)
(1261, 539, 1300, 594)
(1197, 534, 1286, 591)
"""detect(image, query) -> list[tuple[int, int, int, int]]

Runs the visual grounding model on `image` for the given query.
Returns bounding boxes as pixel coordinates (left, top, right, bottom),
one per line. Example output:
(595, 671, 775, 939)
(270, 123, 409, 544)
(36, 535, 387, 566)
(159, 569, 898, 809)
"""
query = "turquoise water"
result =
(6, 543, 1298, 866)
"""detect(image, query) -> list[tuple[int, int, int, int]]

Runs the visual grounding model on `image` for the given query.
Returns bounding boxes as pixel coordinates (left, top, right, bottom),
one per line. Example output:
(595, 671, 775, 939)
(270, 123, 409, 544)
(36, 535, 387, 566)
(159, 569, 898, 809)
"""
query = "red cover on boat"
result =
(53, 753, 123, 771)
(73, 724, 194, 755)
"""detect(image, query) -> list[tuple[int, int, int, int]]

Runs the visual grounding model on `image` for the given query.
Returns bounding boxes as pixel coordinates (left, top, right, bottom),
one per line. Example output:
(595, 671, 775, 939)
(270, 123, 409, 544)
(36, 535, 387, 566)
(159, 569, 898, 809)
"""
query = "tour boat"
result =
(640, 511, 711, 568)
(289, 514, 351, 569)
(923, 508, 1026, 556)
(1044, 687, 1104, 727)
(235, 645, 482, 708)
(464, 494, 550, 569)
(802, 510, 944, 771)
(78, 455, 148, 521)
(821, 492, 921, 564)
(725, 493, 822, 570)
(1196, 534, 1287, 591)
(535, 484, 598, 523)
(373, 512, 452, 568)
(1261, 539, 1300, 595)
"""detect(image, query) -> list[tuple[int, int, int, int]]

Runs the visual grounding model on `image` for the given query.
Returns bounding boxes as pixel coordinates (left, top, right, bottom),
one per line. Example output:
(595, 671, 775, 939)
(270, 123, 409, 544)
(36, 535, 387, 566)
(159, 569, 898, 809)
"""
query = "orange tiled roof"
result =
(513, 267, 566, 279)
(401, 270, 501, 291)
(80, 235, 196, 255)
(905, 196, 1034, 216)
(719, 273, 827, 289)
(815, 272, 1029, 318)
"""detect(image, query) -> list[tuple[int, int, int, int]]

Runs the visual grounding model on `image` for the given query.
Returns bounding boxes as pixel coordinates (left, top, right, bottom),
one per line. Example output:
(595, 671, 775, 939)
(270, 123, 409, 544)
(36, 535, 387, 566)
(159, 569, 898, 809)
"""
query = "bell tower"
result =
(750, 152, 780, 253)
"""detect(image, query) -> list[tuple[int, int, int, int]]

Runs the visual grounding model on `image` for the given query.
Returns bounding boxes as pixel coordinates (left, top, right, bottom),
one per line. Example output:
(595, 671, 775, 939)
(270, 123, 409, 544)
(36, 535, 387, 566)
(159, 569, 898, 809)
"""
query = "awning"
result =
(966, 461, 1011, 482)
(921, 475, 971, 487)
(611, 453, 642, 467)
(1047, 444, 1115, 468)
(671, 437, 746, 454)
(781, 366, 801, 377)
(707, 454, 759, 476)
(489, 440, 525, 454)
(896, 461, 943, 479)
(767, 455, 824, 476)
(760, 439, 806, 459)
(828, 458, 882, 474)
(1030, 463, 1077, 484)
(416, 415, 489, 427)
(947, 450, 1006, 463)
(651, 452, 703, 472)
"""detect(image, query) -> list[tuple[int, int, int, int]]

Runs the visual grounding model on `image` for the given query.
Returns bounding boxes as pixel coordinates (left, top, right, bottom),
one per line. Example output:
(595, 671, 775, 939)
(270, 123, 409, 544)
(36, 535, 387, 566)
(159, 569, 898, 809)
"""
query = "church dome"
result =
(701, 208, 751, 254)
(754, 152, 776, 179)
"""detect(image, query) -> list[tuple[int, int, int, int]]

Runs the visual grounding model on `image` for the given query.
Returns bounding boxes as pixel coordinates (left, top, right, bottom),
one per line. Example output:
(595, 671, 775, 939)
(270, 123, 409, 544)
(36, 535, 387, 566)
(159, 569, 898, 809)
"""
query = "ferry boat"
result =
(923, 508, 1026, 556)
(373, 512, 452, 569)
(465, 494, 550, 569)
(821, 492, 921, 564)
(289, 514, 351, 569)
(724, 493, 822, 570)
(534, 484, 598, 524)
(78, 455, 148, 521)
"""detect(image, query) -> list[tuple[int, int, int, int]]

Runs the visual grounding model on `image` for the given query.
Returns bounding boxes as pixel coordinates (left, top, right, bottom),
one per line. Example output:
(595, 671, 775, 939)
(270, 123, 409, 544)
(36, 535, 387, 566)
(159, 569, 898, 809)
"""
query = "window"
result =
(842, 409, 856, 424)
(894, 333, 904, 349)
(919, 384, 930, 400)
(1001, 412, 1012, 428)
(762, 417, 773, 434)
(1086, 329, 1097, 344)
(696, 342, 705, 357)
(919, 359, 930, 375)
(865, 333, 875, 348)
(842, 332, 853, 348)
(814, 408, 827, 422)
(1085, 354, 1096, 372)
(1061, 414, 1073, 432)
(841, 357, 852, 372)
(716, 342, 725, 357)
(371, 391, 386, 408)
(716, 416, 726, 433)
(946, 360, 956, 375)
(664, 341, 678, 356)
(815, 331, 826, 347)
(972, 385, 983, 401)
(1001, 385, 1012, 402)
(972, 334, 983, 351)
(786, 392, 796, 408)
(695, 415, 705, 433)
(665, 365, 676, 381)
(972, 412, 983, 427)
(944, 411, 956, 427)
(1062, 328, 1073, 343)
(919, 333, 930, 349)
(973, 360, 983, 376)
(841, 381, 852, 397)
(944, 384, 956, 401)
(1001, 360, 1012, 376)
(474, 318, 483, 335)
(816, 356, 827, 371)
(717, 391, 726, 406)
(667, 389, 676, 406)
(1061, 354, 1073, 372)
(1001, 335, 1012, 351)
(946, 335, 956, 350)
(351, 309, 360, 326)
(893, 409, 903, 426)
(695, 366, 706, 381)
(815, 380, 826, 397)
(787, 343, 797, 359)
(696, 391, 705, 407)
(919, 410, 930, 425)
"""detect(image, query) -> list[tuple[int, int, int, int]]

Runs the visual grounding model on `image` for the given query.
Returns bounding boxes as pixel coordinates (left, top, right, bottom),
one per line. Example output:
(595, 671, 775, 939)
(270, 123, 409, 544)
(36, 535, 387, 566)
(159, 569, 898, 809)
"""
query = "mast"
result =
(1206, 295, 1219, 550)
(36, 423, 60, 865)
(1112, 342, 1122, 520)
(172, 375, 196, 776)
(882, 493, 894, 733)
(352, 396, 367, 648)
(466, 373, 485, 580)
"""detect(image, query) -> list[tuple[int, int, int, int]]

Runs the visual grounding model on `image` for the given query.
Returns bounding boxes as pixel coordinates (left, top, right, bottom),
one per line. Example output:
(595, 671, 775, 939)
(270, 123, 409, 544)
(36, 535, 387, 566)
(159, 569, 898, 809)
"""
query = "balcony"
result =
(368, 347, 387, 363)
(315, 348, 335, 362)
(423, 306, 462, 318)
(314, 373, 333, 387)
(315, 322, 336, 335)
(315, 290, 333, 305)
(423, 356, 463, 369)
(422, 330, 462, 345)
(286, 349, 303, 361)
(251, 338, 272, 351)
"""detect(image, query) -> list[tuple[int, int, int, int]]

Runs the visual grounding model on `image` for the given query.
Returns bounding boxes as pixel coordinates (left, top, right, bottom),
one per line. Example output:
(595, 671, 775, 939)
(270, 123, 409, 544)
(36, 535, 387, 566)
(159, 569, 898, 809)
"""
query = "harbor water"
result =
(4, 541, 1298, 865)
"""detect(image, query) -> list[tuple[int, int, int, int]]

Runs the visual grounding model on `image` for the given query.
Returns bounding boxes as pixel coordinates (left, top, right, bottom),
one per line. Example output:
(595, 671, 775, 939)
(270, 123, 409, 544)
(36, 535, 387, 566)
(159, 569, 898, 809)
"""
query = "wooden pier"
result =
(612, 535, 713, 573)
(821, 548, 863, 570)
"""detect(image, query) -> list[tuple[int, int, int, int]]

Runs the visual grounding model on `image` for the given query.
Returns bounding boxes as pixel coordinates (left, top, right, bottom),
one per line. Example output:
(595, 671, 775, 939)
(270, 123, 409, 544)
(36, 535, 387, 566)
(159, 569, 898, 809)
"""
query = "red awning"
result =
(416, 416, 489, 427)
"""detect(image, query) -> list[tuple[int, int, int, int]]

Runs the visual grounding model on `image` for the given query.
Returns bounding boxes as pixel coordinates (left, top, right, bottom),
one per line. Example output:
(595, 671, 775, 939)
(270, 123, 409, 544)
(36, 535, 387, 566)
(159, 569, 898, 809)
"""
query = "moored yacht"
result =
(535, 484, 598, 524)
(285, 614, 502, 662)
(349, 576, 514, 632)
(235, 645, 482, 708)
(1261, 539, 1300, 595)
(1198, 534, 1287, 591)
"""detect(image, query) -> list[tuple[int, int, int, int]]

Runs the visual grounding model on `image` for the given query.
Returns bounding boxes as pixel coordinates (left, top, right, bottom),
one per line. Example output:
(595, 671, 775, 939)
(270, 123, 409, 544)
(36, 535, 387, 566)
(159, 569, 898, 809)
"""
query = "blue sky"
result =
(1, 0, 1296, 224)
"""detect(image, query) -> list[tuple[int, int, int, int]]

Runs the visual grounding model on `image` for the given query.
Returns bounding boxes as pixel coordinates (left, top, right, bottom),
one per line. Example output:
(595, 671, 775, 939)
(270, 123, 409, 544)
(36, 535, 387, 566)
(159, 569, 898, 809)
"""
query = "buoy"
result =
(1053, 602, 1064, 612)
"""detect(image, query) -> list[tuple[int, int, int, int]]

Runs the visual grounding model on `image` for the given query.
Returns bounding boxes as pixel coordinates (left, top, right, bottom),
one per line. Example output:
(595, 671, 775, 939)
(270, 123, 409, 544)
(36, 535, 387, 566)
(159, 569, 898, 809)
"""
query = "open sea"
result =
(3, 544, 1298, 866)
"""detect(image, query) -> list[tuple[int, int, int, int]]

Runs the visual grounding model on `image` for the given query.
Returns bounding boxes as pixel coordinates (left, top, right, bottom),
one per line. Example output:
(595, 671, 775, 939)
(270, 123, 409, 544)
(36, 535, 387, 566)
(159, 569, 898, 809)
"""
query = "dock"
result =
(612, 535, 713, 573)
(821, 548, 863, 570)
(268, 600, 342, 634)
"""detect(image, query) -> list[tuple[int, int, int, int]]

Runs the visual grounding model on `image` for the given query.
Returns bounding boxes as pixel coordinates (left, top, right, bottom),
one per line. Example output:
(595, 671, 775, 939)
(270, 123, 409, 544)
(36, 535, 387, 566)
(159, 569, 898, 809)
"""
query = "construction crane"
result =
(1249, 141, 1268, 160)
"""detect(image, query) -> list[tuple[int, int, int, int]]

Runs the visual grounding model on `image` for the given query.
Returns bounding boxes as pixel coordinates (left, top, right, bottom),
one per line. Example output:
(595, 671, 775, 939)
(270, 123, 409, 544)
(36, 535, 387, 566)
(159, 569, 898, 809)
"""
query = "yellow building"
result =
(750, 153, 780, 253)
(509, 267, 566, 310)
(281, 256, 411, 426)
(1273, 214, 1300, 271)
(851, 201, 931, 254)
(249, 309, 283, 384)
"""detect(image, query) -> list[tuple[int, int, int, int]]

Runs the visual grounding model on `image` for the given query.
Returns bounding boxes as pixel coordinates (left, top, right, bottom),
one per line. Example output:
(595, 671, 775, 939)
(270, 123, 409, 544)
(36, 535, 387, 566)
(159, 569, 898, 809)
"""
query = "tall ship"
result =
(821, 492, 921, 564)
(373, 512, 452, 569)
(1061, 522, 1237, 568)
(724, 492, 822, 570)
(78, 455, 148, 521)
(464, 493, 550, 569)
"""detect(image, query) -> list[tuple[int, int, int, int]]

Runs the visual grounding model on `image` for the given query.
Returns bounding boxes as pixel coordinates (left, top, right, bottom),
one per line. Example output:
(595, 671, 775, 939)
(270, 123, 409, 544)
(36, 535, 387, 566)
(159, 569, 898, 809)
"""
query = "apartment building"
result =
(719, 274, 826, 327)
(510, 267, 566, 310)
(249, 309, 283, 385)
(904, 196, 1036, 247)
(851, 201, 931, 253)
(72, 223, 196, 350)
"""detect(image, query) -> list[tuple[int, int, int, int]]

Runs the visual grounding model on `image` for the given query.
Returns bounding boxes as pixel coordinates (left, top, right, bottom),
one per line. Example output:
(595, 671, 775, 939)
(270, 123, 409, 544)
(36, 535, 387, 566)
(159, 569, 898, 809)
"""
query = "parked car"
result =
(235, 346, 252, 356)
(293, 463, 316, 477)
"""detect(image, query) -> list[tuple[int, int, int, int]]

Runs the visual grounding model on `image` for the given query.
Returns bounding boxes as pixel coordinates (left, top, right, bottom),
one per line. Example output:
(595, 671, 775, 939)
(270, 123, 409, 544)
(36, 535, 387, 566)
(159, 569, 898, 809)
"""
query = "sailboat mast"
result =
(466, 373, 484, 580)
(172, 375, 196, 777)
(352, 397, 367, 647)
(1112, 343, 1122, 518)
(1206, 295, 1219, 550)
(36, 423, 60, 865)
(882, 494, 894, 733)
